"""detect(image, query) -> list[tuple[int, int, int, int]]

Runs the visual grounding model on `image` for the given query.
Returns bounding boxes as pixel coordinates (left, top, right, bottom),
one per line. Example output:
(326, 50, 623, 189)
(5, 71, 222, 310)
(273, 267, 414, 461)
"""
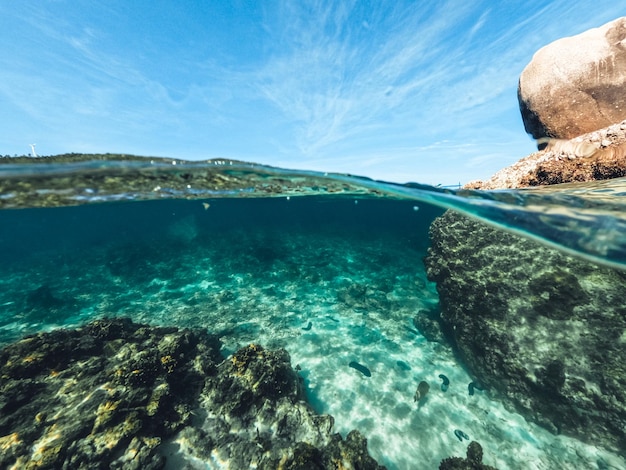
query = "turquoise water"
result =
(1, 158, 626, 469)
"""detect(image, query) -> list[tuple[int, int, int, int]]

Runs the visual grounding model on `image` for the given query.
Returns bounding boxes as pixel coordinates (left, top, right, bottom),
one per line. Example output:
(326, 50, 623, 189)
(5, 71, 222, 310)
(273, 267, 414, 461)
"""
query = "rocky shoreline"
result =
(467, 119, 626, 190)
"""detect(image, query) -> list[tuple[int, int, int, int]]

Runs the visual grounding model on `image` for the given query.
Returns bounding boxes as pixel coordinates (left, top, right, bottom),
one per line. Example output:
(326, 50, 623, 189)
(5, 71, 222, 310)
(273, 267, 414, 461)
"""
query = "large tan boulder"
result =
(519, 17, 626, 141)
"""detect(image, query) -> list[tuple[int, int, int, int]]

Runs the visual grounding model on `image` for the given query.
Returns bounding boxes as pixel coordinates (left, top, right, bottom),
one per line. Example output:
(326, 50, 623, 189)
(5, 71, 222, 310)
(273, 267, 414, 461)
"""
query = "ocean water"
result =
(1, 157, 626, 469)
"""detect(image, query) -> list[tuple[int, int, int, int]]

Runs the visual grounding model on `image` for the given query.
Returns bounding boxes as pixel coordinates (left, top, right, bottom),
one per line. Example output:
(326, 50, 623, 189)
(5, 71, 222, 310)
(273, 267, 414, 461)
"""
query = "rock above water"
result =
(518, 17, 626, 141)
(466, 120, 626, 189)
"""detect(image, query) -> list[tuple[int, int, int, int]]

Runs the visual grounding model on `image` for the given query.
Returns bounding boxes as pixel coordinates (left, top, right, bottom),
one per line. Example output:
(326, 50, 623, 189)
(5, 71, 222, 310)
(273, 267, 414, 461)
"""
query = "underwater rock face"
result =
(0, 319, 385, 469)
(183, 343, 384, 469)
(425, 210, 626, 453)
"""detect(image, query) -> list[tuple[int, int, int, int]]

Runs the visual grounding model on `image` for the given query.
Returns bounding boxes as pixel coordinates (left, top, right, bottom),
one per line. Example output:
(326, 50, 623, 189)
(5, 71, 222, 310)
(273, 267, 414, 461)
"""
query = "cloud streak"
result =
(253, 1, 483, 157)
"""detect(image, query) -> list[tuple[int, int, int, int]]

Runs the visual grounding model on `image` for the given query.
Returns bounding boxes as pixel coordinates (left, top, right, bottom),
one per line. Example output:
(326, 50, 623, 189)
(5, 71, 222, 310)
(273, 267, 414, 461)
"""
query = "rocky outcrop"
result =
(0, 317, 221, 469)
(188, 343, 385, 469)
(424, 210, 626, 454)
(0, 318, 384, 469)
(425, 14, 626, 461)
(518, 17, 626, 141)
(439, 441, 498, 470)
(467, 120, 626, 189)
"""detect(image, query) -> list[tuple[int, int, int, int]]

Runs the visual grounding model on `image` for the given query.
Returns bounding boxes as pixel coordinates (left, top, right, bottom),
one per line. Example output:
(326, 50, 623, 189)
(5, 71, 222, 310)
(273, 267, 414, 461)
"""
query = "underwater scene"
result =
(1, 156, 626, 469)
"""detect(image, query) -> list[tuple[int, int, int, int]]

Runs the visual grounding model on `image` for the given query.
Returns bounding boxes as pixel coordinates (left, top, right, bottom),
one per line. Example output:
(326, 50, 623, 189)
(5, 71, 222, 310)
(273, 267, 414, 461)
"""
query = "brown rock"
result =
(467, 120, 626, 189)
(518, 17, 626, 141)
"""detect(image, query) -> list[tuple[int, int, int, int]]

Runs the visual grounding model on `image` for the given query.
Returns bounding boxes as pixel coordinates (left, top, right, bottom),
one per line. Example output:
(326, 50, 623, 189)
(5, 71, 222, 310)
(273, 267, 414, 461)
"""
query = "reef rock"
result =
(0, 317, 222, 469)
(183, 343, 385, 469)
(429, 20, 626, 454)
(518, 17, 626, 141)
(425, 210, 626, 452)
(0, 319, 385, 469)
(439, 441, 498, 470)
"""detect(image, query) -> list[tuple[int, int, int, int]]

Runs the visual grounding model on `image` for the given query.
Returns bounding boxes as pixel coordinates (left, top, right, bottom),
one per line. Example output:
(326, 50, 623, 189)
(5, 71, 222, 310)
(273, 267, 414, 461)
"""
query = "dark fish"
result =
(349, 361, 371, 377)
(414, 380, 430, 402)
(468, 381, 484, 396)
(404, 326, 420, 335)
(454, 429, 470, 442)
(302, 321, 312, 331)
(438, 374, 450, 392)
(396, 360, 411, 371)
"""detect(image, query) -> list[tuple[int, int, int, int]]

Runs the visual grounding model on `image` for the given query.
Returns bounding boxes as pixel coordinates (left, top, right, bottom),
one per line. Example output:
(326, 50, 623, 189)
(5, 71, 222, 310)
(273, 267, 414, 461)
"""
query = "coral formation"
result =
(439, 441, 498, 470)
(0, 317, 220, 468)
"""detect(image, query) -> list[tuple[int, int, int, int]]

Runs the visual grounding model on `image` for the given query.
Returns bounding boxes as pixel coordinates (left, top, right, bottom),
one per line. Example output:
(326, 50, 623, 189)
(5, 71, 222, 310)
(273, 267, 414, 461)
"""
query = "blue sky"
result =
(0, 1, 624, 185)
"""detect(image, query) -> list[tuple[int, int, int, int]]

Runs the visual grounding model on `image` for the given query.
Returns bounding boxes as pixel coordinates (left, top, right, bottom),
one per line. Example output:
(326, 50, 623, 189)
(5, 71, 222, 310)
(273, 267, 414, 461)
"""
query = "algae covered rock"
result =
(0, 319, 385, 469)
(425, 210, 626, 453)
(0, 317, 222, 469)
(187, 343, 386, 469)
(439, 441, 498, 470)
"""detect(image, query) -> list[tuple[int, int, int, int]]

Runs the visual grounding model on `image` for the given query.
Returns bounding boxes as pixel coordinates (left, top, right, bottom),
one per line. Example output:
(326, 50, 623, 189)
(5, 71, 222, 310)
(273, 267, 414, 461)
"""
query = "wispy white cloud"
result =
(248, 0, 528, 161)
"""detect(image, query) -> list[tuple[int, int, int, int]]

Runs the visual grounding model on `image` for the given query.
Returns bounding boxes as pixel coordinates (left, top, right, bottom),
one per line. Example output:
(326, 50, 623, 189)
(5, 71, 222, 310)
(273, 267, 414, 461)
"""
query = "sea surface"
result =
(1, 157, 626, 469)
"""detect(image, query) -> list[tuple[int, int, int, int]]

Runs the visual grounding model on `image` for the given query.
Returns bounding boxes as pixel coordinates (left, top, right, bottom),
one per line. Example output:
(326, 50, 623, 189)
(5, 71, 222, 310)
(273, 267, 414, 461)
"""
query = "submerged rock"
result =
(413, 306, 446, 343)
(186, 343, 385, 469)
(0, 319, 385, 469)
(425, 210, 626, 453)
(0, 317, 222, 469)
(439, 441, 498, 470)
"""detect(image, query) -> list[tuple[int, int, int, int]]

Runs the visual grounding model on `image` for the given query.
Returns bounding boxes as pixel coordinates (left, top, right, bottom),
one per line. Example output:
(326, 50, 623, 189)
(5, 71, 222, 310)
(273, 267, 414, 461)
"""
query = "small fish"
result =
(302, 321, 312, 331)
(326, 316, 339, 323)
(438, 374, 450, 392)
(454, 429, 470, 442)
(404, 326, 420, 336)
(349, 361, 371, 377)
(414, 380, 430, 403)
(468, 381, 484, 396)
(396, 360, 411, 371)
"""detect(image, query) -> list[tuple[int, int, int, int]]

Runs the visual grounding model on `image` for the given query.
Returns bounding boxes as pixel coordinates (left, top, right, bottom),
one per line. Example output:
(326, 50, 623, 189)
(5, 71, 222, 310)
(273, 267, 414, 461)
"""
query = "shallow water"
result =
(1, 157, 626, 469)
